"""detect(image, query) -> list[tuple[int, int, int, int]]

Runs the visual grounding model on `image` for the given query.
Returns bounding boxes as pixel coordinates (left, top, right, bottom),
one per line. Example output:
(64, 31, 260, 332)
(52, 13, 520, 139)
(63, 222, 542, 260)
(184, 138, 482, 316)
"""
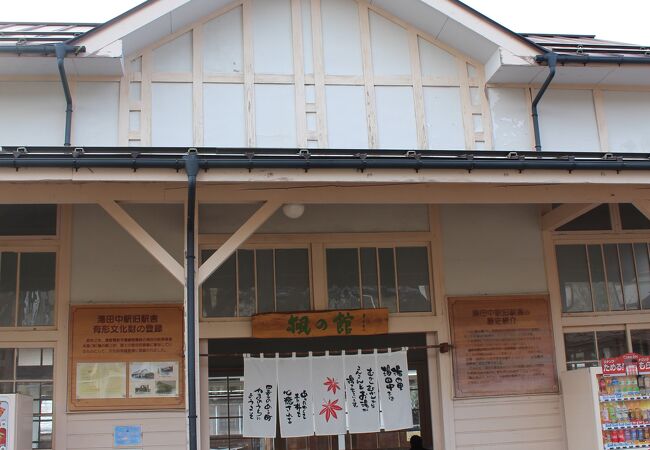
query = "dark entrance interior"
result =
(207, 333, 432, 450)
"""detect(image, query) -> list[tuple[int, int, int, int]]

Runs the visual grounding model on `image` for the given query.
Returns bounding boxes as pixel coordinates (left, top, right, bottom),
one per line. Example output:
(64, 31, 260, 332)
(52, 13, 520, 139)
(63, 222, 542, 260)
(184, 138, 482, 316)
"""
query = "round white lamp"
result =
(282, 203, 305, 219)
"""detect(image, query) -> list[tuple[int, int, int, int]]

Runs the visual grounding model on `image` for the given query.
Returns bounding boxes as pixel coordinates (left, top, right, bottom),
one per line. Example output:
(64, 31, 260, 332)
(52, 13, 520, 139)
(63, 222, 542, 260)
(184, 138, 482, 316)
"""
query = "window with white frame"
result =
(553, 203, 650, 370)
(325, 246, 433, 313)
(0, 347, 54, 449)
(201, 248, 311, 318)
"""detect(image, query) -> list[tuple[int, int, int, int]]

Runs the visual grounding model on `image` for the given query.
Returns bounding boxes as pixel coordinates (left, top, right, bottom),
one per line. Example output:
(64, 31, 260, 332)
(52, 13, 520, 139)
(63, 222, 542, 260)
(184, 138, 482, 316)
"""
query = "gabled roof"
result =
(523, 33, 650, 58)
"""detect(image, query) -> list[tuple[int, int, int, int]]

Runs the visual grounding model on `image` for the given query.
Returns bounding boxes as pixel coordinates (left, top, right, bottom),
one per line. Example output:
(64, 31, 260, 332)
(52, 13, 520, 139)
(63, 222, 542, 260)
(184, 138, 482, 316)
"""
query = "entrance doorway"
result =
(207, 333, 433, 450)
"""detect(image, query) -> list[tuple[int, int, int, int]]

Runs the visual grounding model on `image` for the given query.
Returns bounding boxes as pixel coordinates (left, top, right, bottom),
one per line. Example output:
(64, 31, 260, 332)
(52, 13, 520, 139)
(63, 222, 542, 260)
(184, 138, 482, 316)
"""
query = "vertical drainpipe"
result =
(54, 43, 73, 147)
(531, 52, 558, 152)
(184, 149, 199, 450)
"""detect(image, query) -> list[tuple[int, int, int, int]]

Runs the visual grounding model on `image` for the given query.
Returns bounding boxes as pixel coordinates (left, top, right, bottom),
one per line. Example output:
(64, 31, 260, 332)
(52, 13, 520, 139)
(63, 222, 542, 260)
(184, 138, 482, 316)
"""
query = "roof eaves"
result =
(67, 0, 153, 45)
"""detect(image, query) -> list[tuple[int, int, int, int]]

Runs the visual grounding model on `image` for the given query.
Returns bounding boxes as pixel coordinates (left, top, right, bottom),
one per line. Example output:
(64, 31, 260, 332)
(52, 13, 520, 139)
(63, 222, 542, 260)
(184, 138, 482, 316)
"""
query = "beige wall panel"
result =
(151, 82, 193, 146)
(440, 205, 547, 296)
(418, 37, 458, 79)
(423, 87, 465, 150)
(66, 411, 186, 449)
(603, 90, 650, 153)
(537, 89, 600, 152)
(203, 6, 244, 74)
(199, 204, 430, 234)
(454, 395, 566, 450)
(152, 32, 193, 73)
(0, 81, 64, 146)
(71, 204, 184, 304)
(369, 11, 411, 77)
(203, 83, 246, 147)
(254, 84, 296, 147)
(488, 87, 532, 151)
(325, 85, 368, 149)
(375, 86, 417, 149)
(73, 81, 119, 146)
(252, 0, 294, 74)
(321, 0, 363, 75)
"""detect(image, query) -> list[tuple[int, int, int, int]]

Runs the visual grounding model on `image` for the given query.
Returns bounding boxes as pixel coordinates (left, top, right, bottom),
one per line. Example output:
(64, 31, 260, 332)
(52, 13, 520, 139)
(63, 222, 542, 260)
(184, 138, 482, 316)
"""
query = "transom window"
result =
(326, 246, 432, 313)
(0, 252, 56, 327)
(565, 328, 650, 370)
(556, 243, 650, 313)
(0, 347, 54, 449)
(201, 248, 311, 318)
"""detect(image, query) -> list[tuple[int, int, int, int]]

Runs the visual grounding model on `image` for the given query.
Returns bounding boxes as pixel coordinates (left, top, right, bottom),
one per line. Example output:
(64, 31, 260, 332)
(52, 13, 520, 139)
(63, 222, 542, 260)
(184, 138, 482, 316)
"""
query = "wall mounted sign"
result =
(114, 425, 143, 447)
(449, 295, 558, 398)
(68, 304, 184, 411)
(251, 308, 388, 339)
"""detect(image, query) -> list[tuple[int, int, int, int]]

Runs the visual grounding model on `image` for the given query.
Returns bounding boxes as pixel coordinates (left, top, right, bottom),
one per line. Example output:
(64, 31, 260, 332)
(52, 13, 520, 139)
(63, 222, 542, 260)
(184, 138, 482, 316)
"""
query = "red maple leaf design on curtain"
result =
(324, 377, 340, 394)
(319, 399, 343, 422)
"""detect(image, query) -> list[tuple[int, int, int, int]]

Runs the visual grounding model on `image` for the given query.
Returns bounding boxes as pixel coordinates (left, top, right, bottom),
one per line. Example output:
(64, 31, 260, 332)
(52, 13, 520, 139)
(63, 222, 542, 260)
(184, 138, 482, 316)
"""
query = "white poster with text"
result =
(278, 357, 315, 437)
(344, 352, 380, 433)
(377, 350, 413, 431)
(243, 357, 278, 438)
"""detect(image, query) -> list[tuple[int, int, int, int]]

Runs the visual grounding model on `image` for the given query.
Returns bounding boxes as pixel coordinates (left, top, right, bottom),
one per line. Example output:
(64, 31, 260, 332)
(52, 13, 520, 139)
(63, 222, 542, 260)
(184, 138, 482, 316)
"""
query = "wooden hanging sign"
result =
(252, 308, 389, 338)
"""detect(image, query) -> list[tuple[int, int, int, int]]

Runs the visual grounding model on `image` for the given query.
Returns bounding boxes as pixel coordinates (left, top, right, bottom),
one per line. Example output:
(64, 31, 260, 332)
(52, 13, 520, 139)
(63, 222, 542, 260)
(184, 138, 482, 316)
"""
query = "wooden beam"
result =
(541, 203, 600, 231)
(99, 200, 185, 284)
(197, 200, 281, 285)
(633, 201, 650, 222)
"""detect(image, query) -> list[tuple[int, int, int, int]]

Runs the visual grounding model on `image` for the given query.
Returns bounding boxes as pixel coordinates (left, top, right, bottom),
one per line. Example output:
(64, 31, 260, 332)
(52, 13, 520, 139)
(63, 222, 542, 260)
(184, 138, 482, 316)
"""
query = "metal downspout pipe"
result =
(54, 43, 73, 147)
(531, 52, 557, 152)
(184, 150, 200, 450)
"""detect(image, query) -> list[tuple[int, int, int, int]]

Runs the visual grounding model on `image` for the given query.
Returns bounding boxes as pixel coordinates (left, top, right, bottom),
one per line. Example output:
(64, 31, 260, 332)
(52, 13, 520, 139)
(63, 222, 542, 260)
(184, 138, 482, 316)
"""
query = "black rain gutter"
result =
(183, 150, 199, 450)
(531, 52, 557, 152)
(533, 52, 650, 152)
(0, 44, 82, 146)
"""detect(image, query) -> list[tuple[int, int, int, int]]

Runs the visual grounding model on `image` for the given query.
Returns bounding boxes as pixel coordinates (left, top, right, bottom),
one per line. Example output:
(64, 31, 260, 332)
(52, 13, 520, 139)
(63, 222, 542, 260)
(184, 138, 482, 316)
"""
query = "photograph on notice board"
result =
(129, 362, 178, 397)
(76, 362, 126, 399)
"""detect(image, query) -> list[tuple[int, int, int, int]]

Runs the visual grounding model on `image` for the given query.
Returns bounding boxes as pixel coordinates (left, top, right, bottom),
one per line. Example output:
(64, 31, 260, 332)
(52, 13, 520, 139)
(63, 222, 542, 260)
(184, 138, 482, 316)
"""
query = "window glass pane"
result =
(0, 205, 57, 236)
(597, 330, 627, 359)
(564, 332, 597, 370)
(0, 348, 14, 380)
(395, 247, 431, 312)
(620, 244, 640, 310)
(327, 249, 361, 309)
(202, 251, 237, 317)
(635, 244, 650, 310)
(632, 329, 650, 355)
(620, 204, 650, 230)
(557, 204, 612, 231)
(16, 349, 52, 380)
(587, 245, 608, 312)
(360, 248, 379, 309)
(0, 382, 13, 394)
(18, 253, 56, 327)
(378, 248, 397, 313)
(256, 250, 275, 314)
(604, 244, 625, 311)
(556, 245, 592, 312)
(275, 249, 310, 312)
(0, 252, 17, 326)
(237, 250, 256, 317)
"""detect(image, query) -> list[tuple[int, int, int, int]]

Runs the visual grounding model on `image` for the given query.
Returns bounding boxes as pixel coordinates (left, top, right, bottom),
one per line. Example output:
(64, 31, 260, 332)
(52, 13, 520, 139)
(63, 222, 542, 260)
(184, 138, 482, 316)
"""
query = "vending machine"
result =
(0, 394, 33, 450)
(562, 353, 650, 450)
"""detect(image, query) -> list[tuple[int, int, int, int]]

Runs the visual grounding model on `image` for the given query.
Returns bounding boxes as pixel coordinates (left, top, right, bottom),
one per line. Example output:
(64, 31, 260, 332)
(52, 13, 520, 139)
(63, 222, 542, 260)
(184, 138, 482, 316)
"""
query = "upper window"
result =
(326, 246, 432, 313)
(0, 205, 57, 236)
(0, 252, 56, 327)
(202, 248, 311, 318)
(555, 203, 650, 233)
(556, 243, 650, 313)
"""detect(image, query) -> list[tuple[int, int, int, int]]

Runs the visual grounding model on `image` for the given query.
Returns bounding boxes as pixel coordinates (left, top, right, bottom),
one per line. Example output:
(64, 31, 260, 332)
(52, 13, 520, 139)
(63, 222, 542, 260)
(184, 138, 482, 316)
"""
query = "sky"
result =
(2, 0, 649, 45)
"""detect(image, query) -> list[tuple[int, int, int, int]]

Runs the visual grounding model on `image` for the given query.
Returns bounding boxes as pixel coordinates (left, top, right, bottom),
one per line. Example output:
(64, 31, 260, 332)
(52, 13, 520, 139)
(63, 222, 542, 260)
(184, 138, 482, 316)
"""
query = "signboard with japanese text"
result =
(602, 353, 645, 376)
(251, 308, 388, 339)
(377, 350, 412, 431)
(68, 304, 184, 411)
(344, 352, 381, 433)
(278, 357, 314, 437)
(449, 295, 558, 398)
(243, 357, 278, 438)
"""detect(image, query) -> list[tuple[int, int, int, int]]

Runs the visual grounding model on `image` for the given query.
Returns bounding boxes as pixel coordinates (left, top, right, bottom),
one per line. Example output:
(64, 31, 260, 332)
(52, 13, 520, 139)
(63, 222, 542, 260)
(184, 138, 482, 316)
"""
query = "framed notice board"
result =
(449, 295, 558, 398)
(68, 304, 184, 411)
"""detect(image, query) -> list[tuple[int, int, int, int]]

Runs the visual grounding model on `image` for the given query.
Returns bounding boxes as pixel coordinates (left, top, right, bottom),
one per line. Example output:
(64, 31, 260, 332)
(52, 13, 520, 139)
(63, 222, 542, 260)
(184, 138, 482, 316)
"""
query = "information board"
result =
(68, 304, 184, 411)
(251, 308, 388, 338)
(449, 295, 558, 398)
